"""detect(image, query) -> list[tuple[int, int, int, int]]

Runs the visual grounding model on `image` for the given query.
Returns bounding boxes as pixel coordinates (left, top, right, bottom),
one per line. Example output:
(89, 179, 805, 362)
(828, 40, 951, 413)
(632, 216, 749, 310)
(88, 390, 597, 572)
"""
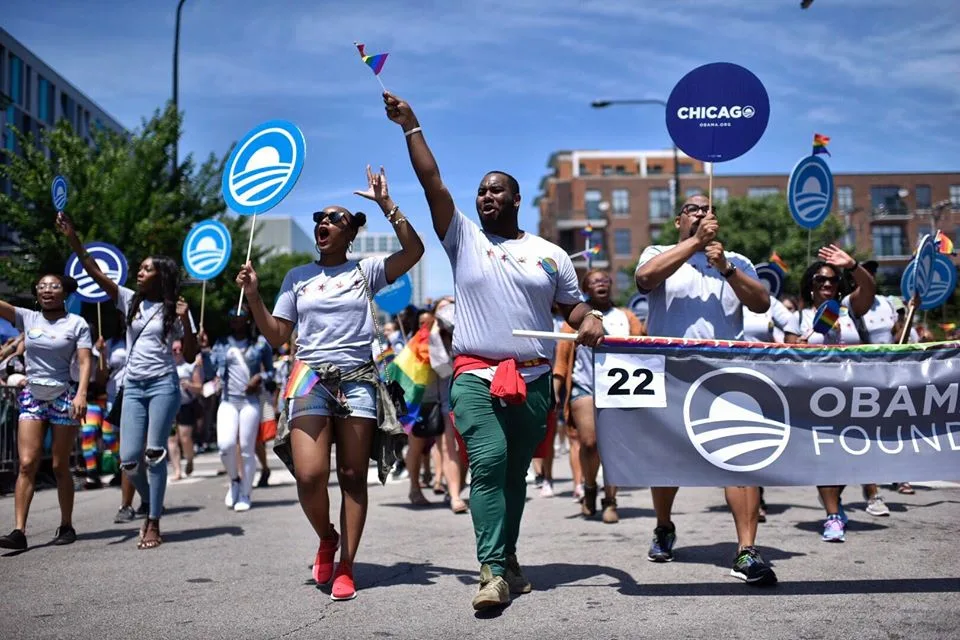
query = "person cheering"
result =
(235, 165, 423, 601)
(383, 91, 605, 611)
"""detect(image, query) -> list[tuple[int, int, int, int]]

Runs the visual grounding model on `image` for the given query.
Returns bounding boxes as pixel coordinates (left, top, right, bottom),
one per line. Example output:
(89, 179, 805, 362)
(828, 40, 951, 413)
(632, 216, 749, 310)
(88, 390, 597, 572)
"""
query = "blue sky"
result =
(6, 0, 959, 299)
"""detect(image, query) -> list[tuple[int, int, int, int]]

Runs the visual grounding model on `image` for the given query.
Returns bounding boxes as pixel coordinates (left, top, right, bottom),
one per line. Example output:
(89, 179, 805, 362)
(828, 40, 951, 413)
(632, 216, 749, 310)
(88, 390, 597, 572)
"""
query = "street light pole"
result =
(172, 0, 188, 178)
(591, 99, 680, 208)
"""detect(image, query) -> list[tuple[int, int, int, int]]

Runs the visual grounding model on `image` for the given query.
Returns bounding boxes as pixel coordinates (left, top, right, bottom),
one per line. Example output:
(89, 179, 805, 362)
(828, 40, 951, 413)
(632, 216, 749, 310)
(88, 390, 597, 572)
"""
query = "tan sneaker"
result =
(601, 498, 619, 524)
(505, 554, 532, 594)
(472, 564, 510, 610)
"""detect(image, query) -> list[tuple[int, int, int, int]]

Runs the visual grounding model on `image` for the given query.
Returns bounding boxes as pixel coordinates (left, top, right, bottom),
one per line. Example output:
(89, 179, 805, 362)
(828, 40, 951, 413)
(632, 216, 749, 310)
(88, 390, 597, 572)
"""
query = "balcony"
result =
(555, 213, 609, 230)
(870, 204, 912, 221)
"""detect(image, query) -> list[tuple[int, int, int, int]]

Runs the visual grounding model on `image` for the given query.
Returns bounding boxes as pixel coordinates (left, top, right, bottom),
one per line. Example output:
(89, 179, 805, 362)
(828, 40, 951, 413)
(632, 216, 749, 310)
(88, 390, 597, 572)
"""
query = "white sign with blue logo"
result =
(374, 273, 413, 315)
(666, 62, 770, 163)
(65, 242, 128, 303)
(900, 243, 956, 311)
(51, 175, 68, 211)
(787, 155, 834, 229)
(221, 120, 306, 216)
(183, 219, 233, 280)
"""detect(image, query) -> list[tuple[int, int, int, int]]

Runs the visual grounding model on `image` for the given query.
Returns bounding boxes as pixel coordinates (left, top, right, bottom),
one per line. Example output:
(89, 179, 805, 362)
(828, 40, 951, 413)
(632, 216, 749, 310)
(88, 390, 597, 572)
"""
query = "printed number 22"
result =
(608, 367, 654, 396)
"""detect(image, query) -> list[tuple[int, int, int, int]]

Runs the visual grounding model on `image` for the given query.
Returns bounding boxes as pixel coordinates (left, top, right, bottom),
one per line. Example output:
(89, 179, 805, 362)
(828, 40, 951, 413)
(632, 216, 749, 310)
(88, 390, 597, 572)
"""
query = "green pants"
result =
(450, 373, 550, 577)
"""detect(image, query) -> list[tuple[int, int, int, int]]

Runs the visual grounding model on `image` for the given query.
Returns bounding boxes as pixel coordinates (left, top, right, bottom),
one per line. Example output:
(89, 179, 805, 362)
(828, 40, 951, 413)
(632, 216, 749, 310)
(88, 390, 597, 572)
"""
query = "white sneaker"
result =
(865, 496, 890, 517)
(234, 494, 251, 512)
(573, 483, 584, 501)
(225, 479, 240, 509)
(539, 480, 554, 498)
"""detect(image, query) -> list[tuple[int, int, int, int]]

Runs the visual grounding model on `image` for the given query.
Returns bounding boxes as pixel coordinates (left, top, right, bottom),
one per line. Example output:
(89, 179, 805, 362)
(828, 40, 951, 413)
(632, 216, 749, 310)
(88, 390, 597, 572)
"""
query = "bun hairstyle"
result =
(351, 212, 367, 229)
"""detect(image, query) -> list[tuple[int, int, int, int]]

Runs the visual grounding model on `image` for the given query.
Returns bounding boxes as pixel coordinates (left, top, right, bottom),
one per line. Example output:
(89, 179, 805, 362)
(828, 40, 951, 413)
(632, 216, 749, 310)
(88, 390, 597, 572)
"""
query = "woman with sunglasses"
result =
(799, 244, 877, 543)
(236, 165, 424, 601)
(0, 274, 92, 550)
(203, 305, 275, 511)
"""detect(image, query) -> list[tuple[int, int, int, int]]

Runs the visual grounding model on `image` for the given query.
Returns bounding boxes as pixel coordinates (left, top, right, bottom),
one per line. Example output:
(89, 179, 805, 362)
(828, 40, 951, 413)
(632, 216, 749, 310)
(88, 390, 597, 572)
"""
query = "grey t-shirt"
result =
(273, 257, 388, 372)
(116, 286, 191, 382)
(15, 308, 92, 399)
(441, 209, 581, 381)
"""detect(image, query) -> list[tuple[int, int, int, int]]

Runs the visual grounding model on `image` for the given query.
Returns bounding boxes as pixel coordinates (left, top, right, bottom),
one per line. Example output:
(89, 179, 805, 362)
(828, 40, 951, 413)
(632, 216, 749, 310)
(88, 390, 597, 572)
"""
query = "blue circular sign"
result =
(666, 62, 770, 163)
(65, 242, 128, 303)
(754, 262, 785, 299)
(913, 234, 937, 300)
(901, 253, 957, 311)
(51, 175, 68, 211)
(221, 120, 306, 216)
(788, 155, 834, 229)
(374, 273, 413, 315)
(183, 219, 233, 280)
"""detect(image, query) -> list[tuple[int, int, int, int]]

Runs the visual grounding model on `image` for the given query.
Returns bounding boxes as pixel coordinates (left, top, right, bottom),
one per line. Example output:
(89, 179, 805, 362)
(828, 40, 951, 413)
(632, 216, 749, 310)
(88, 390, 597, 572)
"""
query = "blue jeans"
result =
(119, 372, 179, 519)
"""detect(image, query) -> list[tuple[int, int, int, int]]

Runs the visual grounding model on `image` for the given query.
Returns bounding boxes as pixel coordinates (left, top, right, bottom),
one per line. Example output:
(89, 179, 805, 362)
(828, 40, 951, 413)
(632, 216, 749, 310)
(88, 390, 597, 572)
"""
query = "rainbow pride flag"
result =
(283, 360, 320, 399)
(589, 244, 601, 255)
(813, 133, 831, 157)
(385, 325, 436, 430)
(354, 42, 388, 75)
(936, 230, 955, 255)
(770, 251, 790, 273)
(812, 299, 840, 334)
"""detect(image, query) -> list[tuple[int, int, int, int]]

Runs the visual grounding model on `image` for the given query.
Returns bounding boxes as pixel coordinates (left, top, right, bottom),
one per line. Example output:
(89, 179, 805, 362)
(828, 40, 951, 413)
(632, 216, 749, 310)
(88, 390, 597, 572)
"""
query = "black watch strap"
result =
(722, 264, 737, 278)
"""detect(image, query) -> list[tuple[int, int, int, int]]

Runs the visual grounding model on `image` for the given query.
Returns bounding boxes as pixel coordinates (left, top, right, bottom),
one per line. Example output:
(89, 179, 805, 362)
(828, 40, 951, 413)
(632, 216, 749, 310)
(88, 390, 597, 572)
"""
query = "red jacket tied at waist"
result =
(453, 355, 550, 405)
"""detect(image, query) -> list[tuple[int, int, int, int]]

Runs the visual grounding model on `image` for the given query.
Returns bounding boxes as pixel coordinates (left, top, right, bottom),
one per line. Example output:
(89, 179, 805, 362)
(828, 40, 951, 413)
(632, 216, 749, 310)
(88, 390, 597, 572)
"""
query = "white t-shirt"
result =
(572, 307, 634, 393)
(105, 338, 127, 402)
(743, 296, 801, 343)
(14, 308, 92, 400)
(636, 245, 759, 340)
(858, 295, 899, 345)
(273, 257, 388, 372)
(176, 360, 196, 405)
(801, 295, 862, 345)
(116, 287, 194, 382)
(441, 209, 581, 381)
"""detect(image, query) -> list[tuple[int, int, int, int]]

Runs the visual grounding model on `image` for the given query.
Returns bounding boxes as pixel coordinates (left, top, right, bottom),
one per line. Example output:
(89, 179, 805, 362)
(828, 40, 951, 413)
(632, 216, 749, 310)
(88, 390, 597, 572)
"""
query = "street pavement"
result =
(1, 449, 959, 639)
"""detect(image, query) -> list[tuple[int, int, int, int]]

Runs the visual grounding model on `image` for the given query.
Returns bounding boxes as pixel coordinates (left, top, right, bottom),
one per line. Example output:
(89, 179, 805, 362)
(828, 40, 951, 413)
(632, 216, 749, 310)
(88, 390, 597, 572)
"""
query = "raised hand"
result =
(383, 92, 417, 128)
(176, 297, 191, 319)
(353, 164, 392, 209)
(818, 244, 856, 270)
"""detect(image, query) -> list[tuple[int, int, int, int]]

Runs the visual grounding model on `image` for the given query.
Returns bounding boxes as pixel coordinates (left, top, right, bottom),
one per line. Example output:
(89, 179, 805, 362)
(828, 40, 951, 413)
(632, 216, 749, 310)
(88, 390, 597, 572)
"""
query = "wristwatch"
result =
(722, 264, 737, 278)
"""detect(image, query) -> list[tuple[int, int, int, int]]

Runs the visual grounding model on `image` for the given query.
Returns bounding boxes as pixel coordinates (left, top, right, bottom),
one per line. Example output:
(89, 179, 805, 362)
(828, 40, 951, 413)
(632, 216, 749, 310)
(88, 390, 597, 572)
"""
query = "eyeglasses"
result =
(813, 275, 840, 286)
(36, 283, 63, 291)
(313, 210, 348, 225)
(681, 204, 715, 215)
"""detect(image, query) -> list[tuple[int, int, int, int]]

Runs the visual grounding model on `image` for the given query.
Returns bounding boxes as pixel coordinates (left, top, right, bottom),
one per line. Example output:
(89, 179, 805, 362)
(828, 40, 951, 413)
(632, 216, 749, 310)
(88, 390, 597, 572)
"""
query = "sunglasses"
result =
(312, 210, 350, 225)
(813, 275, 840, 286)
(681, 204, 716, 215)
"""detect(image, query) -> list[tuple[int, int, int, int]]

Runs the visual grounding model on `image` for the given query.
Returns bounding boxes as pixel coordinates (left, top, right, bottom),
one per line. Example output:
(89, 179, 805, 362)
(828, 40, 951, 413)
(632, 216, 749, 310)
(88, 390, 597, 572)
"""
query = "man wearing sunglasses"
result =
(635, 194, 777, 586)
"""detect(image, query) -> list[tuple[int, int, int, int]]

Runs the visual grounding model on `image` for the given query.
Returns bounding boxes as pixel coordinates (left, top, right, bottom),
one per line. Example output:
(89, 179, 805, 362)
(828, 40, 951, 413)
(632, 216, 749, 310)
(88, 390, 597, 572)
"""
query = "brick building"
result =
(535, 149, 960, 298)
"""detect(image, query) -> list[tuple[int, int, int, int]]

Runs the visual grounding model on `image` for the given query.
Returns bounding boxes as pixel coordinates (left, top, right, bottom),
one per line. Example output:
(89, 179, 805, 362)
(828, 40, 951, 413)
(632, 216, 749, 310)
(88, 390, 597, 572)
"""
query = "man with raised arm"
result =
(383, 91, 605, 610)
(635, 194, 777, 586)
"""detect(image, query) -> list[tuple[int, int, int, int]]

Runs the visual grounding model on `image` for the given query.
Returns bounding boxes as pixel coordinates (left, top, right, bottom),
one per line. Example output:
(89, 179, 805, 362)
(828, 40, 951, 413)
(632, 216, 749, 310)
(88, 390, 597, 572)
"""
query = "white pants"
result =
(217, 397, 261, 498)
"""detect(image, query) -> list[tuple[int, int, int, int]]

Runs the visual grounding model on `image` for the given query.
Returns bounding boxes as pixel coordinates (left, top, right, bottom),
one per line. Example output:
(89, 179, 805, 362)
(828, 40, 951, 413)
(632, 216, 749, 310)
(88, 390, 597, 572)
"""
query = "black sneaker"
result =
(0, 528, 27, 550)
(136, 502, 150, 517)
(114, 505, 137, 523)
(52, 525, 77, 545)
(257, 467, 271, 488)
(647, 523, 677, 562)
(731, 546, 778, 585)
(534, 474, 544, 489)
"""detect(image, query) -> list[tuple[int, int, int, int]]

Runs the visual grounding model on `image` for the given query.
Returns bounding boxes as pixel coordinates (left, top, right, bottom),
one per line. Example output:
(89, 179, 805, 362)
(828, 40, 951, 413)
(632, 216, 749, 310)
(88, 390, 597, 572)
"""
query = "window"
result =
(915, 185, 932, 209)
(649, 188, 672, 221)
(615, 271, 632, 294)
(615, 165, 627, 175)
(837, 186, 853, 212)
(614, 229, 631, 257)
(602, 165, 614, 176)
(37, 77, 55, 125)
(8, 55, 22, 105)
(612, 189, 630, 217)
(843, 225, 856, 249)
(651, 227, 662, 242)
(585, 189, 603, 219)
(25, 67, 32, 113)
(872, 225, 905, 257)
(678, 163, 694, 175)
(713, 187, 729, 204)
(685, 187, 703, 198)
(748, 187, 779, 199)
(648, 164, 663, 175)
(578, 163, 590, 176)
(951, 185, 960, 208)
(870, 186, 906, 214)
(377, 236, 390, 252)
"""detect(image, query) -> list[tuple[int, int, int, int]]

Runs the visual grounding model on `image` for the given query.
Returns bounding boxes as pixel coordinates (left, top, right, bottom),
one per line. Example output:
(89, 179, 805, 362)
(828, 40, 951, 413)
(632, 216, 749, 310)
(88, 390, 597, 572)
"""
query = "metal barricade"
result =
(0, 385, 18, 474)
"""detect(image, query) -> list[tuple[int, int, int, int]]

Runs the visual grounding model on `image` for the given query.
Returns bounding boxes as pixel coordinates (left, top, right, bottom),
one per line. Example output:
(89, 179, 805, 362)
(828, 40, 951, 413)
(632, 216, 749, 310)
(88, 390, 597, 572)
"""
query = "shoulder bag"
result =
(105, 305, 163, 426)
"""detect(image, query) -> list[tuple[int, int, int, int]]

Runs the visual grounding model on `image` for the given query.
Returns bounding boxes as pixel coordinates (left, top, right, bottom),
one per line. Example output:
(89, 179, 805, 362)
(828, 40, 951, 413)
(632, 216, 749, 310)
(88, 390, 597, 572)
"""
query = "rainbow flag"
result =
(812, 299, 840, 335)
(354, 42, 388, 75)
(770, 251, 790, 273)
(936, 230, 955, 255)
(385, 325, 435, 430)
(589, 244, 601, 255)
(941, 322, 957, 332)
(813, 133, 831, 157)
(283, 360, 320, 399)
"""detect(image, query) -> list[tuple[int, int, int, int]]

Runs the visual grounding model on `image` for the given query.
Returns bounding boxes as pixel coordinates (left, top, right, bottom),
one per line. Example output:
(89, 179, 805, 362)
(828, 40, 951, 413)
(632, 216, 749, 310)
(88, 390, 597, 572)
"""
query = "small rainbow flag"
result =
(936, 230, 955, 255)
(354, 42, 388, 76)
(770, 251, 790, 273)
(581, 224, 594, 237)
(940, 322, 957, 332)
(283, 360, 320, 399)
(813, 133, 831, 157)
(589, 245, 601, 255)
(812, 299, 841, 334)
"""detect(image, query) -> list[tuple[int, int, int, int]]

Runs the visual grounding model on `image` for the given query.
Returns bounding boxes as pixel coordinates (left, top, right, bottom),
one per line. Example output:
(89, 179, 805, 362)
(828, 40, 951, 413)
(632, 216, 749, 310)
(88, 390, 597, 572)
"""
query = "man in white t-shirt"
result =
(635, 194, 777, 586)
(384, 91, 605, 611)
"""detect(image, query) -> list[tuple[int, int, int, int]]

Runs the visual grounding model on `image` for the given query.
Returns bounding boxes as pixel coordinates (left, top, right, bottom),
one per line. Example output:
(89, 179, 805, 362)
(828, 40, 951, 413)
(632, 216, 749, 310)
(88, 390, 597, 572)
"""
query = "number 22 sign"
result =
(594, 352, 667, 409)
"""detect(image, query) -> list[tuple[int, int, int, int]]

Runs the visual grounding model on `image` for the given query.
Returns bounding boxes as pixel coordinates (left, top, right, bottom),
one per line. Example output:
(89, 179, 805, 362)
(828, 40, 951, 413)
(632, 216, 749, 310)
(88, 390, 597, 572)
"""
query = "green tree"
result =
(0, 102, 302, 340)
(618, 194, 851, 304)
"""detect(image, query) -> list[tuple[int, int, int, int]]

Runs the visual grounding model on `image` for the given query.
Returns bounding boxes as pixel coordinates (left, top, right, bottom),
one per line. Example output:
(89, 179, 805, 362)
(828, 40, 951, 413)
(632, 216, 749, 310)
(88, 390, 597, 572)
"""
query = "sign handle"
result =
(238, 213, 258, 314)
(898, 295, 920, 344)
(96, 302, 104, 371)
(707, 161, 714, 210)
(200, 280, 206, 330)
(806, 228, 812, 265)
(512, 329, 577, 341)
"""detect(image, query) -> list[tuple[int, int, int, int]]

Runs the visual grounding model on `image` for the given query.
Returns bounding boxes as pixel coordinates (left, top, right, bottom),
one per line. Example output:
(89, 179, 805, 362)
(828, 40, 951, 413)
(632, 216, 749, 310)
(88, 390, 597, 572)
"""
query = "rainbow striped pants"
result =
(82, 397, 119, 474)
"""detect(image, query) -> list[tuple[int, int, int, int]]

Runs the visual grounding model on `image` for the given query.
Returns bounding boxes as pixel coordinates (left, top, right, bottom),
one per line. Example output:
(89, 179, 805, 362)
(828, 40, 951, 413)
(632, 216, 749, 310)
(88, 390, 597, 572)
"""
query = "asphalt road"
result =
(1, 451, 958, 640)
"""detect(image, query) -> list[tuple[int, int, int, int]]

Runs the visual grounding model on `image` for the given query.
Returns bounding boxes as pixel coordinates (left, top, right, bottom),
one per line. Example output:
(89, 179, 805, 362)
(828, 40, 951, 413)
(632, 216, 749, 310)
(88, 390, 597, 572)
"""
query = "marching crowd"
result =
(0, 91, 945, 609)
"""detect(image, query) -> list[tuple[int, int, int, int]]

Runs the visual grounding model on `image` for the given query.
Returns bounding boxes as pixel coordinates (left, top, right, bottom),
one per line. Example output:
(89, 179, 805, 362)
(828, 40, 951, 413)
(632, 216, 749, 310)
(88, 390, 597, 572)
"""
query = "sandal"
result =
(451, 499, 468, 514)
(897, 482, 915, 495)
(137, 518, 163, 550)
(409, 491, 430, 506)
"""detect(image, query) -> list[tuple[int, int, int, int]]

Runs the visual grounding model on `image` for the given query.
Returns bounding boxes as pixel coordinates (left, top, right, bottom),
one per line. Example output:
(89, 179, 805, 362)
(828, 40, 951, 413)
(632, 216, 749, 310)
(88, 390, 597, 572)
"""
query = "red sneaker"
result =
(331, 561, 357, 601)
(312, 528, 339, 585)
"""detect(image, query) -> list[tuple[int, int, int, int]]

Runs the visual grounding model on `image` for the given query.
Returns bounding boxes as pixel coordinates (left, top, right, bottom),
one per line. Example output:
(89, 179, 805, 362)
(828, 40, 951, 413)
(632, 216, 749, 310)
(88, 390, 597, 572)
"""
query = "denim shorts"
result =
(289, 381, 378, 421)
(569, 382, 593, 403)
(18, 384, 78, 426)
